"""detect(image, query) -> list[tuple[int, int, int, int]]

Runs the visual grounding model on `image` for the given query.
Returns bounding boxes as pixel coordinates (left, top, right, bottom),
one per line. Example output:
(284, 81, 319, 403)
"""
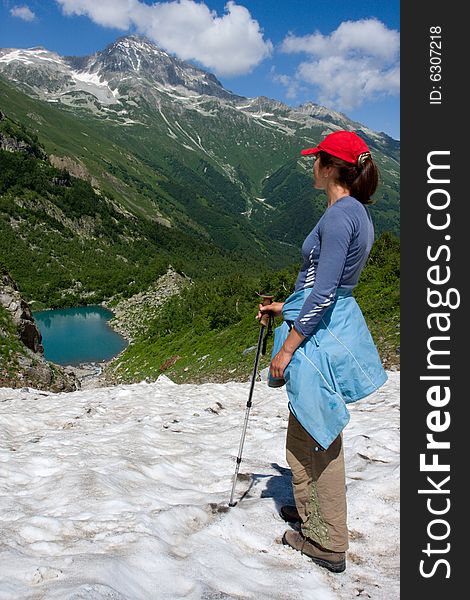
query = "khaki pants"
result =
(286, 412, 348, 552)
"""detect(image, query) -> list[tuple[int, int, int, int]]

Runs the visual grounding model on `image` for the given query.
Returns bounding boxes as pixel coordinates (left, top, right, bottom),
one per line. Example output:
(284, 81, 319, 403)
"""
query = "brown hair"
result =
(317, 150, 379, 205)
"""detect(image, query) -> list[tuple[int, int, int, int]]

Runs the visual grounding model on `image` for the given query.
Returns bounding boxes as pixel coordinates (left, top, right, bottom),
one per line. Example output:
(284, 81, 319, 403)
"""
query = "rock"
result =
(1, 272, 44, 353)
(159, 355, 181, 372)
(102, 266, 191, 342)
(49, 154, 100, 189)
(0, 268, 79, 392)
(242, 345, 257, 355)
(18, 317, 44, 354)
(0, 133, 30, 154)
(0, 130, 46, 158)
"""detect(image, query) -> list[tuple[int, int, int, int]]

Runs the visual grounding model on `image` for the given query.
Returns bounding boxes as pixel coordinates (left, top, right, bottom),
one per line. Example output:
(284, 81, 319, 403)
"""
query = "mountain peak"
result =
(96, 34, 174, 74)
(106, 35, 168, 57)
(82, 35, 239, 101)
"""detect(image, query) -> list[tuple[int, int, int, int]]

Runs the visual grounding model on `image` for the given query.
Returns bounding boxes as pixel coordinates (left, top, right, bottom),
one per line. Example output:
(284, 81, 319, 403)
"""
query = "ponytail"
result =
(349, 156, 379, 204)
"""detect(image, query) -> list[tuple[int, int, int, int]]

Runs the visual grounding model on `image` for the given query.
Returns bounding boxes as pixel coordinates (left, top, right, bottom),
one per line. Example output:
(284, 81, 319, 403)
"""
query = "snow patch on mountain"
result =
(0, 48, 62, 66)
(0, 47, 121, 106)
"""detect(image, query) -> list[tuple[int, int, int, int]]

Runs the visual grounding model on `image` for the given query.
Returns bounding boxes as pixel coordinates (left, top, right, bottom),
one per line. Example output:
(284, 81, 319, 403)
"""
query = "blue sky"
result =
(0, 1, 400, 139)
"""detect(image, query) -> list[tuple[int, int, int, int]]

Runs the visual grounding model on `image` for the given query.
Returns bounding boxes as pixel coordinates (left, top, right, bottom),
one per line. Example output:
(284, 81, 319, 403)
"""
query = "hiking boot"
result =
(279, 505, 300, 524)
(282, 530, 346, 573)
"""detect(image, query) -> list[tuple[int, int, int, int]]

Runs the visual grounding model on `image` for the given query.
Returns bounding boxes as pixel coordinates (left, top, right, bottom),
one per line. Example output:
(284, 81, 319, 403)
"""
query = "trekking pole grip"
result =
(259, 294, 273, 328)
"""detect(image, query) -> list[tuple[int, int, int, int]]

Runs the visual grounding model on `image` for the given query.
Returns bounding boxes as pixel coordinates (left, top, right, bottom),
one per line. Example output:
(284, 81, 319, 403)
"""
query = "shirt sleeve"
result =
(293, 205, 355, 337)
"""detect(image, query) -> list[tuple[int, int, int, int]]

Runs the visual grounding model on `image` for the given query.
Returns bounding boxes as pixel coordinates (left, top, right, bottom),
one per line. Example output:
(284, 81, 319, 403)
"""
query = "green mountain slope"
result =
(0, 110, 266, 309)
(0, 77, 292, 263)
(0, 53, 399, 253)
(104, 232, 400, 385)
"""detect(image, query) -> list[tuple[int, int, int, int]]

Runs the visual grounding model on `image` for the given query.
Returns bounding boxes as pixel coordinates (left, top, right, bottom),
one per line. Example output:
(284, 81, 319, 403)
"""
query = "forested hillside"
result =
(104, 232, 400, 384)
(0, 112, 264, 309)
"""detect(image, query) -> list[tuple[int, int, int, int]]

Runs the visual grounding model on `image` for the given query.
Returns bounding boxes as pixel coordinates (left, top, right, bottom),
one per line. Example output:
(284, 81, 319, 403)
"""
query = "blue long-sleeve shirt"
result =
(293, 196, 374, 338)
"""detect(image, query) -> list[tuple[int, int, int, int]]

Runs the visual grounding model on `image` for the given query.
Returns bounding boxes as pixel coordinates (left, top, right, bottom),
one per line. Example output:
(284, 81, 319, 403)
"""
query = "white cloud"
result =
(10, 5, 36, 21)
(56, 0, 134, 29)
(271, 70, 301, 100)
(55, 0, 272, 77)
(279, 19, 400, 110)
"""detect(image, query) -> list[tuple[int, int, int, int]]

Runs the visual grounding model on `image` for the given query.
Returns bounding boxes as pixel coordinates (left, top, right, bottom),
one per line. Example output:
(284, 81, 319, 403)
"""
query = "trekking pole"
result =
(228, 293, 273, 507)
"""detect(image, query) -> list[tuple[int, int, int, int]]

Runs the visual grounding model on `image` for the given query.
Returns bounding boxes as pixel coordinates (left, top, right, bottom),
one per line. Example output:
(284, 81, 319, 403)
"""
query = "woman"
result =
(258, 130, 388, 573)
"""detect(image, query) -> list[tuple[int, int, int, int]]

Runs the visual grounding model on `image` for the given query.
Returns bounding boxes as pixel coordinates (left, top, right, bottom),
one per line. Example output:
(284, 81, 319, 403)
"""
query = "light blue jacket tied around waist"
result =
(269, 287, 388, 450)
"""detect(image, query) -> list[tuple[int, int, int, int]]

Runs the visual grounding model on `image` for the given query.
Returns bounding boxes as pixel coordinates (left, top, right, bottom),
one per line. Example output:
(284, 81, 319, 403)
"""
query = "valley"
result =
(0, 35, 400, 388)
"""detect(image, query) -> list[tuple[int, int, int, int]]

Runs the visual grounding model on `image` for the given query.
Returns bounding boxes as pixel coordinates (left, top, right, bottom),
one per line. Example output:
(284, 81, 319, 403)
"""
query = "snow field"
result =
(0, 373, 399, 599)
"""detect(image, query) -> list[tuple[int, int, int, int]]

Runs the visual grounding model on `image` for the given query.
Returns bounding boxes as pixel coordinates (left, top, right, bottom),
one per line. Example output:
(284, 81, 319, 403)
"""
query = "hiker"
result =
(257, 130, 387, 573)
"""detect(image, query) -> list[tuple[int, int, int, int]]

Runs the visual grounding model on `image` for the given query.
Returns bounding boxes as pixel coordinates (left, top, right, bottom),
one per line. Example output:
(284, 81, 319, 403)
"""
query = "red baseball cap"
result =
(301, 131, 370, 165)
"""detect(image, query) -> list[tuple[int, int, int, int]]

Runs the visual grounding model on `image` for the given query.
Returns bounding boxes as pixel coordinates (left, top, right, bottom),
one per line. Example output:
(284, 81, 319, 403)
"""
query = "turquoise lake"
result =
(32, 305, 128, 366)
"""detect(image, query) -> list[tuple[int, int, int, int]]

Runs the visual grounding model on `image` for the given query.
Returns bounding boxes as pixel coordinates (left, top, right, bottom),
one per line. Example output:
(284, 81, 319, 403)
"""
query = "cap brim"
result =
(301, 146, 320, 156)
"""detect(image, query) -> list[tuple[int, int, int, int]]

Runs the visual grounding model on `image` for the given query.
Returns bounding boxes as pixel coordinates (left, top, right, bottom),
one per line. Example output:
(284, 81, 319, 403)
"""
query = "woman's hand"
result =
(256, 301, 284, 321)
(270, 347, 293, 379)
(269, 327, 306, 379)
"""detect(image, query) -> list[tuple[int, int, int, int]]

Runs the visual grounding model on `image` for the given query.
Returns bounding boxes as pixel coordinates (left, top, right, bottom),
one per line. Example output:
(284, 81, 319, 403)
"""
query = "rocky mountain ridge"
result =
(0, 36, 398, 151)
(0, 35, 242, 110)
